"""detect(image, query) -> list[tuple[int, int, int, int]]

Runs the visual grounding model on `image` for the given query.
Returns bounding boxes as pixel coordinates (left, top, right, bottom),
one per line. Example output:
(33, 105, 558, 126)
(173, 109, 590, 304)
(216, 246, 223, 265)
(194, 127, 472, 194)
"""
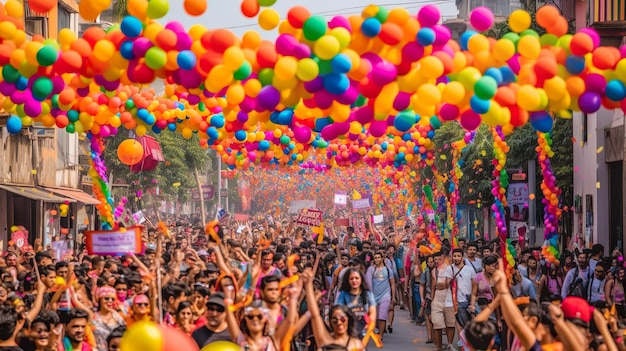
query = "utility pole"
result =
(528, 159, 537, 246)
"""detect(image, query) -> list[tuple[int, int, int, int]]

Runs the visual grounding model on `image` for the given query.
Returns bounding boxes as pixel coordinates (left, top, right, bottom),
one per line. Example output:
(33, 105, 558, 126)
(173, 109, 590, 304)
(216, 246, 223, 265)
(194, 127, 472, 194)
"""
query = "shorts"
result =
(431, 290, 455, 329)
(455, 301, 472, 327)
(377, 297, 392, 321)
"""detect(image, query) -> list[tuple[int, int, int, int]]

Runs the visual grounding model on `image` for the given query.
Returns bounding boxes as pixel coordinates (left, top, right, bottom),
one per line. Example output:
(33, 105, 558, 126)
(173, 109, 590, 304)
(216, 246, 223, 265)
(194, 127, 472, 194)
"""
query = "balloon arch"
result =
(0, 0, 619, 269)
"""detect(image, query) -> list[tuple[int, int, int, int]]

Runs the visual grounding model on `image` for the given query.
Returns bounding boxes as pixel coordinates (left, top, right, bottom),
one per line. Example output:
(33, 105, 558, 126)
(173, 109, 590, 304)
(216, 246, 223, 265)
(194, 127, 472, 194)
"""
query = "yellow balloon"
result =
(442, 81, 466, 105)
(330, 27, 351, 50)
(508, 9, 531, 33)
(419, 56, 444, 79)
(223, 47, 245, 70)
(492, 39, 515, 62)
(120, 322, 163, 351)
(274, 56, 298, 80)
(517, 85, 541, 111)
(517, 35, 541, 59)
(314, 35, 340, 60)
(258, 8, 280, 30)
(468, 34, 490, 54)
(296, 58, 319, 82)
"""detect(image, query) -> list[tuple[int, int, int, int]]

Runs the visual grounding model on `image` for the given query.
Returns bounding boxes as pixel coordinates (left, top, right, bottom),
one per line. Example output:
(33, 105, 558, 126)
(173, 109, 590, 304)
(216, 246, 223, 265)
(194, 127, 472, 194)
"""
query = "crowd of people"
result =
(0, 214, 625, 351)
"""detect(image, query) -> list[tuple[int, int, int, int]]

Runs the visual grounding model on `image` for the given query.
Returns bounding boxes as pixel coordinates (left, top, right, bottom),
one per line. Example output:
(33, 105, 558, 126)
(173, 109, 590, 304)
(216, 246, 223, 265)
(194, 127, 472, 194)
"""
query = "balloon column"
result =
(490, 126, 514, 276)
(537, 132, 562, 265)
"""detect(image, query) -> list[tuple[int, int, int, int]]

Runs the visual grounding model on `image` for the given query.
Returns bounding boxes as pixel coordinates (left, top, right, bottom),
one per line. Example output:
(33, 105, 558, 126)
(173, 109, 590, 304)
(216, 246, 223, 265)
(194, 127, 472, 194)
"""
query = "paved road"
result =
(370, 309, 459, 351)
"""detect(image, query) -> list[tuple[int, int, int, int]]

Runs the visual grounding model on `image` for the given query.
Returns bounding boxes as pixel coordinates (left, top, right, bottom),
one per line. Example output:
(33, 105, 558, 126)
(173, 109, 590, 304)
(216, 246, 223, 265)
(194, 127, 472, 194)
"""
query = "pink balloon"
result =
(369, 120, 387, 137)
(460, 110, 481, 131)
(417, 5, 440, 27)
(470, 7, 494, 32)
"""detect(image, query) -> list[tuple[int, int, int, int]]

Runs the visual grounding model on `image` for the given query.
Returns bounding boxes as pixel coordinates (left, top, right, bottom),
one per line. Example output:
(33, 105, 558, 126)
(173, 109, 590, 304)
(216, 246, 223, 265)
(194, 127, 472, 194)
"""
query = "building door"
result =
(608, 161, 623, 251)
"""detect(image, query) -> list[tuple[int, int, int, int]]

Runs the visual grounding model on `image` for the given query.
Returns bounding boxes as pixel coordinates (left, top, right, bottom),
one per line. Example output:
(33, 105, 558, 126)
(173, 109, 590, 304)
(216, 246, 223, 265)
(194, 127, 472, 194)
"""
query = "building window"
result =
(469, 0, 511, 17)
(58, 4, 71, 35)
(25, 18, 47, 37)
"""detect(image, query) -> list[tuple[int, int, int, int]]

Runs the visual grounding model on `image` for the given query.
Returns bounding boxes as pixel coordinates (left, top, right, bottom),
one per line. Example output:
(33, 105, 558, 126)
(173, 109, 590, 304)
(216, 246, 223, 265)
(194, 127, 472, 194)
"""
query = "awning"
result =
(0, 185, 72, 203)
(43, 187, 101, 205)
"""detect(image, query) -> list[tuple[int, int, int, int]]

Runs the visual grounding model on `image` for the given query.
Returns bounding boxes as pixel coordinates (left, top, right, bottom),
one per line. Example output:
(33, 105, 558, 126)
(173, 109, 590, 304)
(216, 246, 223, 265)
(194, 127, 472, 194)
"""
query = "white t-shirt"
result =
(464, 257, 482, 273)
(438, 265, 454, 307)
(450, 264, 476, 303)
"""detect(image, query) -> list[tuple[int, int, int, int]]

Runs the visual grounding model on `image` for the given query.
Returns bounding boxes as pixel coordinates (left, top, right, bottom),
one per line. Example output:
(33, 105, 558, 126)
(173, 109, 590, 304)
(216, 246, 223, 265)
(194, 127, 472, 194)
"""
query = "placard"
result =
(352, 198, 371, 210)
(296, 209, 323, 227)
(335, 218, 350, 226)
(288, 200, 317, 214)
(334, 192, 347, 206)
(85, 226, 143, 255)
(373, 214, 384, 224)
(234, 213, 250, 221)
(132, 210, 146, 224)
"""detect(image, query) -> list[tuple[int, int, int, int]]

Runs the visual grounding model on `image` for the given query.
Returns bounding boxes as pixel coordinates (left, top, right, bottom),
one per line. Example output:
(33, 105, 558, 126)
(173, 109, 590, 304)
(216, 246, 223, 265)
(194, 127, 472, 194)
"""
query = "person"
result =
(420, 255, 435, 343)
(335, 268, 377, 338)
(60, 309, 91, 351)
(105, 327, 124, 351)
(587, 262, 607, 305)
(589, 244, 604, 273)
(430, 252, 456, 351)
(561, 251, 591, 300)
(407, 253, 422, 323)
(125, 294, 154, 327)
(174, 301, 195, 335)
(464, 242, 482, 274)
(510, 267, 537, 301)
(191, 293, 232, 348)
(162, 282, 189, 327)
(80, 287, 125, 351)
(303, 267, 364, 351)
(469, 255, 501, 348)
(0, 305, 26, 351)
(364, 252, 396, 340)
(450, 249, 476, 330)
(525, 256, 544, 299)
(605, 267, 625, 316)
(255, 250, 281, 298)
(259, 275, 285, 336)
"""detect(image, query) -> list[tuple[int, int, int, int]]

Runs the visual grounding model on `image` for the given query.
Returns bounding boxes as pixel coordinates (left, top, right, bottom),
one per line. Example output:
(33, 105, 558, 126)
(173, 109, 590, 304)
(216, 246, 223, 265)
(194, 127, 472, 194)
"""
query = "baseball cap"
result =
(561, 296, 592, 326)
(348, 257, 362, 266)
(206, 292, 226, 308)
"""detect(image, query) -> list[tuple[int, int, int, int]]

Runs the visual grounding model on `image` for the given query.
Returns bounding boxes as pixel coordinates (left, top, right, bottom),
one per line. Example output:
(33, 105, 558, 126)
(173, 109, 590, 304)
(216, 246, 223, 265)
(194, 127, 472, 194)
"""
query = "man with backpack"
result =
(561, 251, 591, 300)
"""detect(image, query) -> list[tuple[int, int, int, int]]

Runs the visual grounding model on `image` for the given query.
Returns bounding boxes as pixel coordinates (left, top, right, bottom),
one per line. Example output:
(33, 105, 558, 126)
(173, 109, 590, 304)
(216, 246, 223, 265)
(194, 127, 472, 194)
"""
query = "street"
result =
(368, 310, 454, 351)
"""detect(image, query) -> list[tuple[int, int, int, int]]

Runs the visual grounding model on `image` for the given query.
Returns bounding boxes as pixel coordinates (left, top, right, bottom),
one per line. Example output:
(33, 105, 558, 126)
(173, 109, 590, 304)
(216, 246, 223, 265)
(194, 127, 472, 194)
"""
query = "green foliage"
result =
(103, 129, 210, 203)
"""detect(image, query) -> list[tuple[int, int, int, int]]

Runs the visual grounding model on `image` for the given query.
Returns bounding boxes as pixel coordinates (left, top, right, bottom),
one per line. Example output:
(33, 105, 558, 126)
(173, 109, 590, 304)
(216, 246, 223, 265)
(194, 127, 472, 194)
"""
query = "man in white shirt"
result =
(588, 261, 607, 305)
(430, 252, 456, 351)
(464, 242, 482, 273)
(511, 267, 537, 300)
(450, 249, 476, 333)
(589, 244, 604, 273)
(561, 251, 591, 299)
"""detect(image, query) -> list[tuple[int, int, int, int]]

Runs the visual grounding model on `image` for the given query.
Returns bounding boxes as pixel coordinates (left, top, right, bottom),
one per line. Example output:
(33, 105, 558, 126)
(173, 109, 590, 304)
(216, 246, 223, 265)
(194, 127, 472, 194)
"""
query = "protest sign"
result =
(373, 214, 384, 224)
(352, 198, 371, 210)
(85, 226, 143, 255)
(288, 200, 317, 214)
(234, 213, 250, 221)
(334, 192, 347, 206)
(335, 218, 350, 226)
(296, 208, 323, 227)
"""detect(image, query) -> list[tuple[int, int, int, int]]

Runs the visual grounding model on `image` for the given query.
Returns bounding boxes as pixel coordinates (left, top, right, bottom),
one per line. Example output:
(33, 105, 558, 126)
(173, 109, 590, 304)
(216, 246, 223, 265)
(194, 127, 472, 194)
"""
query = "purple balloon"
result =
(292, 44, 311, 60)
(432, 24, 451, 47)
(336, 84, 358, 105)
(293, 126, 312, 143)
(132, 38, 153, 57)
(393, 92, 411, 111)
(257, 86, 281, 110)
(51, 76, 65, 94)
(10, 91, 27, 104)
(276, 34, 298, 56)
(321, 124, 338, 140)
(175, 33, 192, 51)
(314, 90, 334, 109)
(304, 76, 323, 93)
(354, 106, 374, 124)
(369, 120, 387, 137)
(24, 99, 42, 117)
(334, 122, 350, 135)
(584, 73, 606, 94)
(578, 91, 602, 113)
(371, 61, 397, 85)
(0, 81, 16, 96)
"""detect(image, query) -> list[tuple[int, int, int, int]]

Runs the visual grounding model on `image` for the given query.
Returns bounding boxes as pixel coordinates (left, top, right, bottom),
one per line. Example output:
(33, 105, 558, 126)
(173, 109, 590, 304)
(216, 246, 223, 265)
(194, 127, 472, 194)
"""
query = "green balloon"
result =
(502, 33, 520, 46)
(375, 7, 389, 23)
(125, 100, 135, 109)
(234, 61, 252, 80)
(429, 115, 442, 129)
(32, 77, 53, 100)
(258, 68, 274, 86)
(145, 47, 167, 70)
(540, 33, 559, 47)
(65, 123, 75, 133)
(2, 65, 20, 83)
(303, 16, 327, 41)
(257, 0, 276, 6)
(315, 58, 332, 75)
(146, 0, 169, 19)
(36, 45, 58, 66)
(280, 135, 290, 145)
(520, 29, 539, 38)
(474, 76, 498, 100)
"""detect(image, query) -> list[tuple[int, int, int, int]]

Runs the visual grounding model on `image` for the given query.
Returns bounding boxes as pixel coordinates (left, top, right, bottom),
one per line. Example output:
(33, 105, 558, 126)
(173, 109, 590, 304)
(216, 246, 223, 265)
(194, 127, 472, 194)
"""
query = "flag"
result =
(313, 222, 325, 244)
(217, 208, 230, 222)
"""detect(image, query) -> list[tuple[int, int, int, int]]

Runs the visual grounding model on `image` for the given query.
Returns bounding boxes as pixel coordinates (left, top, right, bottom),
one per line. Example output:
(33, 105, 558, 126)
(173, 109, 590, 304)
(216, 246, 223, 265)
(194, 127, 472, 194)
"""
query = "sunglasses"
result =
(102, 297, 115, 302)
(135, 303, 149, 307)
(330, 316, 347, 325)
(245, 314, 264, 321)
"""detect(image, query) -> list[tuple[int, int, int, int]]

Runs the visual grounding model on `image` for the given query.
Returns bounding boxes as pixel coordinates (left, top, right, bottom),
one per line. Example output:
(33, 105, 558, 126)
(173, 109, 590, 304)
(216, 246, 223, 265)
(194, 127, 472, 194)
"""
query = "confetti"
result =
(440, 155, 447, 160)
(529, 194, 536, 200)
(572, 138, 577, 143)
(596, 182, 601, 188)
(31, 170, 37, 175)
(481, 150, 487, 156)
(597, 146, 604, 153)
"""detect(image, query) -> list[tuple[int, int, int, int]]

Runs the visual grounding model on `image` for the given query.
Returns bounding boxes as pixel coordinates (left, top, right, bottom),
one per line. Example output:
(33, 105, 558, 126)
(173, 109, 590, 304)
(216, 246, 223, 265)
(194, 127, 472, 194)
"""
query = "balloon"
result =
(120, 321, 163, 351)
(117, 139, 144, 166)
(470, 7, 494, 32)
(183, 0, 207, 16)
(200, 341, 240, 351)
(6, 115, 22, 134)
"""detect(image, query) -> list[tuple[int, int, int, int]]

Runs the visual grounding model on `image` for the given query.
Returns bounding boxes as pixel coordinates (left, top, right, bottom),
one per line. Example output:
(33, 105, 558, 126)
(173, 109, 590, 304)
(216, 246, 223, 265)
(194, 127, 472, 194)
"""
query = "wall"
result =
(573, 109, 620, 249)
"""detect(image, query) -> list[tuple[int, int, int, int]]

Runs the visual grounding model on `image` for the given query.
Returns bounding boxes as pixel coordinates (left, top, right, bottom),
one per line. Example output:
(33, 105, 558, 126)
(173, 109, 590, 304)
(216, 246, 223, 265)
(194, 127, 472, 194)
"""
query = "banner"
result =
(85, 226, 143, 255)
(507, 182, 529, 241)
(238, 178, 251, 212)
(335, 218, 350, 226)
(288, 200, 317, 214)
(132, 210, 146, 224)
(373, 214, 384, 224)
(296, 209, 323, 227)
(234, 213, 250, 221)
(352, 198, 371, 210)
(334, 191, 347, 206)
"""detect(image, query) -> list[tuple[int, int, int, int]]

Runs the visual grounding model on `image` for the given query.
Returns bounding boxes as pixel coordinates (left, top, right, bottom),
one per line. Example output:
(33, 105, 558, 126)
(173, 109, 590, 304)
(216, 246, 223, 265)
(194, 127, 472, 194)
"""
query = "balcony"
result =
(589, 0, 626, 44)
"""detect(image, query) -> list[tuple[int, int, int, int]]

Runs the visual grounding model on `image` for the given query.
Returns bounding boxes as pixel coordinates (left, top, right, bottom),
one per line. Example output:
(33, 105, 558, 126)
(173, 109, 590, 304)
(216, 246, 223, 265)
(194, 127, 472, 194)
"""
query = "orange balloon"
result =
(183, 0, 207, 16)
(29, 0, 57, 13)
(241, 0, 259, 18)
(117, 139, 144, 166)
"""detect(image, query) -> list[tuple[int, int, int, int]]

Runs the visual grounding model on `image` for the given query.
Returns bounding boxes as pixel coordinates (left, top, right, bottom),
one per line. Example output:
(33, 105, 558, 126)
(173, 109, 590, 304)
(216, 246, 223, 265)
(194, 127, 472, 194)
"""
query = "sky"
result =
(159, 0, 459, 37)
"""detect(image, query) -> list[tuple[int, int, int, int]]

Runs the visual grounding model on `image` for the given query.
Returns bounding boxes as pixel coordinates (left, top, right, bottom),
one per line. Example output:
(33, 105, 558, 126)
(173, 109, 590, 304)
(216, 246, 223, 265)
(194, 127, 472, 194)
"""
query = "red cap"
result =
(561, 296, 592, 325)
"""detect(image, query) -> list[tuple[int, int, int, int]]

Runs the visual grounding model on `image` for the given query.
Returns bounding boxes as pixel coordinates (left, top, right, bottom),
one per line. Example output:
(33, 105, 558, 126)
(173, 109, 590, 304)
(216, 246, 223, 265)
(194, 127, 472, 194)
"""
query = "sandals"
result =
(425, 339, 433, 344)
(387, 325, 393, 333)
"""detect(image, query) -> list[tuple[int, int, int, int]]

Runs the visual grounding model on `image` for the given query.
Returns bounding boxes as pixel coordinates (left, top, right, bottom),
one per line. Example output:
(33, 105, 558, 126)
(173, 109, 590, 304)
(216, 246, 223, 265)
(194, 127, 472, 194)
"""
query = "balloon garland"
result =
(490, 126, 514, 275)
(537, 132, 562, 265)
(88, 134, 115, 229)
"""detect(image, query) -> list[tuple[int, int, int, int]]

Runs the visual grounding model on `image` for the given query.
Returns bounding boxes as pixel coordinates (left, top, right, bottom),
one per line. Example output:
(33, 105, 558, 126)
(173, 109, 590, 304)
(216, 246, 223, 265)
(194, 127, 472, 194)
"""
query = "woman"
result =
(303, 268, 364, 351)
(223, 286, 300, 351)
(542, 263, 563, 301)
(106, 327, 125, 351)
(81, 286, 126, 351)
(335, 268, 377, 338)
(113, 279, 129, 315)
(606, 267, 626, 317)
(469, 255, 502, 343)
(526, 256, 544, 300)
(365, 252, 396, 340)
(174, 301, 195, 335)
(125, 294, 154, 327)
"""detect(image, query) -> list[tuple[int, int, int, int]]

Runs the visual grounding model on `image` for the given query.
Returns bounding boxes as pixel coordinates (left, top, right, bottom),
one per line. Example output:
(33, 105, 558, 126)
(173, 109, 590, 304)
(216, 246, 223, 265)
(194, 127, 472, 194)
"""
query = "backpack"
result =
(568, 267, 589, 299)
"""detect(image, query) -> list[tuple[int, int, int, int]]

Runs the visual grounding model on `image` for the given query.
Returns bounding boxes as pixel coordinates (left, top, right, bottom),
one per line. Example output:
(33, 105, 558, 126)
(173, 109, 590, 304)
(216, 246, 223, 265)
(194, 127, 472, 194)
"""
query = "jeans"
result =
(412, 283, 421, 320)
(455, 301, 471, 327)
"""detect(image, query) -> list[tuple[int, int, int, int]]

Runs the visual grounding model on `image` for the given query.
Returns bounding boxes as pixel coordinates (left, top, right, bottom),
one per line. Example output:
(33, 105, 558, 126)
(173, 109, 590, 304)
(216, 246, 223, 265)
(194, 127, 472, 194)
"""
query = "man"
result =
(162, 282, 189, 327)
(430, 252, 456, 351)
(34, 252, 53, 267)
(464, 242, 482, 273)
(450, 249, 476, 331)
(457, 238, 466, 251)
(55, 262, 69, 280)
(60, 309, 89, 351)
(589, 244, 604, 272)
(481, 246, 492, 258)
(329, 253, 350, 302)
(260, 275, 285, 335)
(0, 305, 25, 351)
(359, 241, 374, 268)
(191, 292, 232, 347)
(517, 249, 532, 278)
(510, 267, 537, 300)
(561, 251, 591, 299)
(587, 261, 607, 304)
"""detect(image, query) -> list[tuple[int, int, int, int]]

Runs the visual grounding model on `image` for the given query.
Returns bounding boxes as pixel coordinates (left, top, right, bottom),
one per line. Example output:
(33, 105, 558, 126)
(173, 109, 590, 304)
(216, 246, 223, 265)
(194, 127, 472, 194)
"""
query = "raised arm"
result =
(302, 268, 332, 346)
(274, 278, 303, 346)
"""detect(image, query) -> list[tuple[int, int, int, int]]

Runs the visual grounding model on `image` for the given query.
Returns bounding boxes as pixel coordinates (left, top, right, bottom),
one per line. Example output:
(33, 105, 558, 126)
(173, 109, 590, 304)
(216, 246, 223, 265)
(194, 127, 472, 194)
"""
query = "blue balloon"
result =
(16, 76, 27, 91)
(470, 96, 490, 114)
(177, 50, 196, 71)
(331, 54, 352, 74)
(67, 110, 79, 122)
(207, 126, 218, 139)
(270, 109, 293, 125)
(499, 66, 516, 85)
(234, 130, 247, 142)
(120, 41, 136, 60)
(606, 80, 626, 101)
(6, 116, 21, 134)
(460, 30, 478, 51)
(529, 111, 553, 132)
(137, 108, 149, 121)
(258, 140, 271, 151)
(151, 125, 162, 134)
(210, 114, 225, 128)
(484, 67, 503, 86)
(323, 73, 349, 95)
(565, 55, 586, 75)
(120, 16, 143, 38)
(361, 17, 381, 37)
(314, 117, 331, 132)
(167, 123, 177, 131)
(417, 28, 436, 46)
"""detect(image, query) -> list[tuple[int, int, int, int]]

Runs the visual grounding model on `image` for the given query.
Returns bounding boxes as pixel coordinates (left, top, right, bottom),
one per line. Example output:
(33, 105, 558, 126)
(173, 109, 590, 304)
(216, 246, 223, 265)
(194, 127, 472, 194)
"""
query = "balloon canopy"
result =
(0, 1, 623, 171)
